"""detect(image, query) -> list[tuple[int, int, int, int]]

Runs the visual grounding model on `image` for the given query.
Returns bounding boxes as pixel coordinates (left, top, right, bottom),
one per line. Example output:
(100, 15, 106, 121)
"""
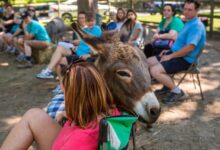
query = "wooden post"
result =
(58, 0, 60, 17)
(130, 0, 134, 9)
(161, 0, 164, 19)
(209, 0, 214, 38)
(77, 0, 98, 14)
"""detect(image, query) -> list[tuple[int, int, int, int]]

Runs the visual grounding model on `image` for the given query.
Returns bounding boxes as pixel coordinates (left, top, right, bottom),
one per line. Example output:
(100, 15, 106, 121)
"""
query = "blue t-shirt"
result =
(27, 20, 51, 43)
(171, 17, 206, 63)
(75, 25, 102, 56)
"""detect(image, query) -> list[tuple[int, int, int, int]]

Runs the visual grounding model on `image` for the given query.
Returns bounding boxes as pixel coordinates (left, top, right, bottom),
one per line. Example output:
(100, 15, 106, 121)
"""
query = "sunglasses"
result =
(61, 57, 85, 77)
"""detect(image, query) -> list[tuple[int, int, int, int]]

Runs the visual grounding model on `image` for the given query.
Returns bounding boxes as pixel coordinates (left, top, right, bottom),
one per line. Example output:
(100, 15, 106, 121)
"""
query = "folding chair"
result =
(98, 115, 138, 150)
(173, 48, 204, 100)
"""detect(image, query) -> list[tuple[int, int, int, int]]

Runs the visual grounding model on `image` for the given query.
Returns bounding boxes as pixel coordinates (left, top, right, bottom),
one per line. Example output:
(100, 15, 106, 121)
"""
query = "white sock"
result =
(171, 86, 181, 94)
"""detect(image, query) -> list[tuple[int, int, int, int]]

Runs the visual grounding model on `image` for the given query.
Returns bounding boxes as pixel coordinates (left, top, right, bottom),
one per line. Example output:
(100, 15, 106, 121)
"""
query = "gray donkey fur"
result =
(72, 23, 160, 124)
(45, 17, 66, 44)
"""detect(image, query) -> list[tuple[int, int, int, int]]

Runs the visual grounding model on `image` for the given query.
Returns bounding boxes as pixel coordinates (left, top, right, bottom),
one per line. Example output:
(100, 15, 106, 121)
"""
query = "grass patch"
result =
(138, 14, 161, 23)
(11, 0, 65, 5)
(137, 14, 220, 31)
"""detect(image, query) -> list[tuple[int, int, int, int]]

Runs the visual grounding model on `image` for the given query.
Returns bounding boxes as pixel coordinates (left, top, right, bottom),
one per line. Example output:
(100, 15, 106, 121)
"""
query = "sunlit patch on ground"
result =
(0, 116, 21, 131)
(0, 62, 9, 67)
(200, 100, 220, 122)
(158, 101, 198, 123)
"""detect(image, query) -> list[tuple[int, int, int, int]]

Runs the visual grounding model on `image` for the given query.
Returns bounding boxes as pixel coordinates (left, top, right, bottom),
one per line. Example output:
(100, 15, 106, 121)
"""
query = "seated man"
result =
(0, 4, 15, 51)
(36, 12, 102, 79)
(147, 0, 206, 104)
(16, 11, 51, 68)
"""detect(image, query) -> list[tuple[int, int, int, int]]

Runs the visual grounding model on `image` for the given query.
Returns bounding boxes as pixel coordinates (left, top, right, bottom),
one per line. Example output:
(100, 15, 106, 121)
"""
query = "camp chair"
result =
(98, 115, 138, 150)
(173, 48, 204, 100)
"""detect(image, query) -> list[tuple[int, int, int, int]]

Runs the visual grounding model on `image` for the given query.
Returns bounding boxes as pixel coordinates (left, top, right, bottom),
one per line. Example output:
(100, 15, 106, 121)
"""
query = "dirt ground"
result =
(0, 40, 220, 150)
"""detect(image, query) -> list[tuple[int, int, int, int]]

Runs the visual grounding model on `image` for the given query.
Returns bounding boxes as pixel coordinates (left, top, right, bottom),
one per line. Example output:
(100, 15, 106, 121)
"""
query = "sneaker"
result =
(36, 69, 54, 79)
(5, 46, 12, 53)
(17, 60, 33, 69)
(9, 47, 17, 55)
(154, 86, 170, 95)
(162, 90, 185, 104)
(16, 54, 26, 62)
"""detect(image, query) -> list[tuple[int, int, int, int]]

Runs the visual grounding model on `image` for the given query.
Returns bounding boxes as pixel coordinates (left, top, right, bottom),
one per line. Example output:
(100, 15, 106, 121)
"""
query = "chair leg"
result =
(192, 74, 197, 89)
(196, 73, 204, 100)
(132, 125, 136, 150)
(177, 72, 188, 86)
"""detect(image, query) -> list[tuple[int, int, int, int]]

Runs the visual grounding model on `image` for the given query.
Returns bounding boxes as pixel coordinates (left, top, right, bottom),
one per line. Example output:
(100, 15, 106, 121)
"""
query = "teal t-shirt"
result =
(27, 20, 51, 43)
(159, 16, 184, 33)
(75, 25, 102, 56)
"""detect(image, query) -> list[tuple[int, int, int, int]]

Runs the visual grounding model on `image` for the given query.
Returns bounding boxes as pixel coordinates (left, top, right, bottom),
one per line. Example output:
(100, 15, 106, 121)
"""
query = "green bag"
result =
(98, 115, 138, 150)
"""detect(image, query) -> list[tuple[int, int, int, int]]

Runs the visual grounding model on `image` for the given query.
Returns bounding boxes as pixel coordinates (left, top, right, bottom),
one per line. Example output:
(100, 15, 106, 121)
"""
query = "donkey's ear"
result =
(71, 22, 109, 56)
(82, 37, 109, 56)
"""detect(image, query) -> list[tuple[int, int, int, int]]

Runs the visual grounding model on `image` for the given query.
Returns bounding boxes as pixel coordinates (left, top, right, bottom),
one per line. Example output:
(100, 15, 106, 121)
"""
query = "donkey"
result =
(45, 17, 66, 44)
(72, 23, 160, 124)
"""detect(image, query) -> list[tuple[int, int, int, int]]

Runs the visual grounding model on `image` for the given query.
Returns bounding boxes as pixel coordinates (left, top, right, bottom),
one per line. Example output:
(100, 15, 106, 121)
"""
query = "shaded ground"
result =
(0, 40, 220, 150)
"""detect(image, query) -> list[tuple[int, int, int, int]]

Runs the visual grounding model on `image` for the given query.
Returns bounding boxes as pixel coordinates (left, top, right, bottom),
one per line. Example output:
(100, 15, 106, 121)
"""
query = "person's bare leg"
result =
(2, 33, 12, 45)
(47, 46, 71, 70)
(150, 63, 175, 90)
(55, 57, 68, 84)
(147, 56, 160, 68)
(14, 37, 25, 53)
(1, 108, 61, 150)
(24, 40, 49, 57)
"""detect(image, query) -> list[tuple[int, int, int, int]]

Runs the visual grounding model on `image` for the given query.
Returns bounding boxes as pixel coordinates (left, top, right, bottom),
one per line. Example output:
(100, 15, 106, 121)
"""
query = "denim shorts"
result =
(156, 51, 191, 74)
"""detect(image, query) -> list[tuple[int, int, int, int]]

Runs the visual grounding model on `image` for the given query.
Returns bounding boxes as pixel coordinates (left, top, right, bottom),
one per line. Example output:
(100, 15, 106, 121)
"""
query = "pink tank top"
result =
(52, 108, 121, 150)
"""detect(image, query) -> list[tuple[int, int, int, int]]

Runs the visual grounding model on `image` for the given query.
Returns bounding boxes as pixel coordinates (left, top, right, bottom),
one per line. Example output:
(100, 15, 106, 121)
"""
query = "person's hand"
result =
(128, 40, 134, 46)
(80, 54, 91, 60)
(153, 33, 160, 40)
(72, 39, 80, 46)
(55, 111, 66, 123)
(22, 22, 27, 31)
(18, 38, 24, 45)
(160, 54, 172, 62)
(159, 50, 169, 57)
(9, 37, 14, 43)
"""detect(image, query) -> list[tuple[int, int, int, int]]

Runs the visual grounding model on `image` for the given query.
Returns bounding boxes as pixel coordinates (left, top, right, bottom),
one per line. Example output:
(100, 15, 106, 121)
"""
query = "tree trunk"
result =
(77, 0, 98, 14)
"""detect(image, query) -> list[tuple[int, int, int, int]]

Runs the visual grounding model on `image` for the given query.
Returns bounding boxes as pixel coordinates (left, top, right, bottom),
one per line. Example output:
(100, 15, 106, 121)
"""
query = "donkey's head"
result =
(72, 23, 160, 124)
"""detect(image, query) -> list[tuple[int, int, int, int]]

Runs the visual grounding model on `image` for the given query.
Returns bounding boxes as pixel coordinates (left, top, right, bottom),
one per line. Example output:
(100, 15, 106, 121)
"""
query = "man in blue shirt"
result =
(147, 0, 206, 104)
(17, 11, 50, 68)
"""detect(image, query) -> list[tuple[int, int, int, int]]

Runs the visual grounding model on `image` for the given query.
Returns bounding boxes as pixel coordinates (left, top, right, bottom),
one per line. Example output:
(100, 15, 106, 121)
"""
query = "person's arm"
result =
(55, 111, 67, 123)
(129, 28, 141, 42)
(0, 22, 6, 31)
(12, 28, 22, 37)
(80, 54, 91, 60)
(72, 39, 80, 45)
(2, 19, 14, 26)
(157, 30, 178, 40)
(24, 29, 34, 40)
(23, 22, 34, 40)
(128, 22, 142, 45)
(160, 44, 195, 62)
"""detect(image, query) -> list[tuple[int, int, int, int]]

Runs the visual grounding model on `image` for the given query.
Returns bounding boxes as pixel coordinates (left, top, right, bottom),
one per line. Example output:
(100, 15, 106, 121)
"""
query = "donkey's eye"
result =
(117, 71, 131, 77)
(116, 69, 132, 82)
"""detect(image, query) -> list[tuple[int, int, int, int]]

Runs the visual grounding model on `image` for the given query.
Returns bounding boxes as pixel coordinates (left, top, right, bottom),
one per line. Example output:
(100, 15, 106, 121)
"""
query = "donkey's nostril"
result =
(149, 107, 160, 118)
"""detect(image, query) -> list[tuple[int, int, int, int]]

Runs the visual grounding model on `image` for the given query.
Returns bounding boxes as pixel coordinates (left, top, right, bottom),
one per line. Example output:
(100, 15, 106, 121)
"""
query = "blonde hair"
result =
(62, 62, 114, 128)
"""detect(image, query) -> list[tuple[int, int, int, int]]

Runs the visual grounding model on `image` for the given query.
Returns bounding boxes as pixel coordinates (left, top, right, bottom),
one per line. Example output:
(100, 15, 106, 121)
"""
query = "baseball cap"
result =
(21, 11, 30, 19)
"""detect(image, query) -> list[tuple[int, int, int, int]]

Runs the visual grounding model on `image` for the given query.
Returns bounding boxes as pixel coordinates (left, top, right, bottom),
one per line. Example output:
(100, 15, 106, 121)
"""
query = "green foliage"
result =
(2, 0, 59, 5)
